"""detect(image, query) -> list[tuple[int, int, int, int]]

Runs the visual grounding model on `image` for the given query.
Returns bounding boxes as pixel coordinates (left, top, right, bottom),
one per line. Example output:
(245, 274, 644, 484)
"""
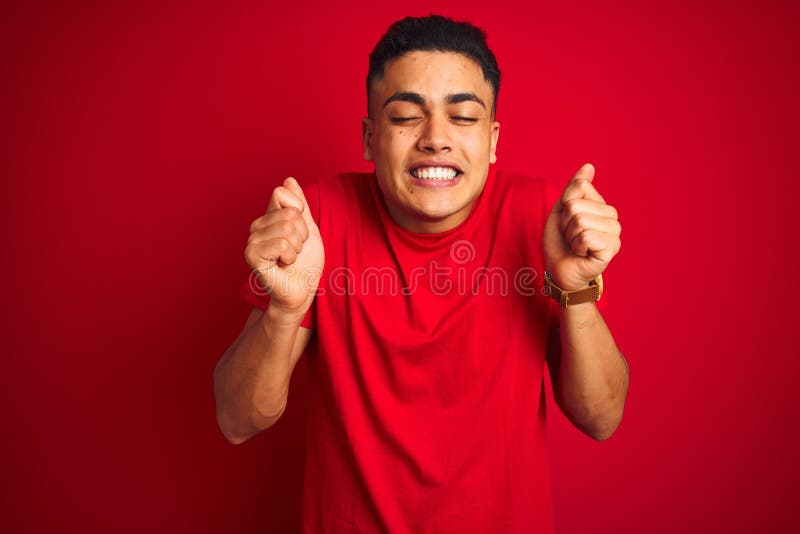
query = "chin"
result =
(410, 199, 464, 221)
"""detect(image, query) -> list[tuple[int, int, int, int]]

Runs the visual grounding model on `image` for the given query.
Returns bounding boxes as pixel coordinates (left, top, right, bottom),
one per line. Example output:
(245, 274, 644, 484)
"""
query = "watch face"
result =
(595, 274, 604, 299)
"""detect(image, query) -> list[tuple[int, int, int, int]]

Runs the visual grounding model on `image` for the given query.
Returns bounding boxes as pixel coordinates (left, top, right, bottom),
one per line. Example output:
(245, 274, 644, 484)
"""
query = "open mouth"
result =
(409, 165, 462, 181)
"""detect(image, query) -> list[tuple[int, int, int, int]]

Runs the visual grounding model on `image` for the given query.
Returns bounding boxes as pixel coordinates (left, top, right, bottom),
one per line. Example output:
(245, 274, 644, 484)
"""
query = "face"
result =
(362, 51, 500, 233)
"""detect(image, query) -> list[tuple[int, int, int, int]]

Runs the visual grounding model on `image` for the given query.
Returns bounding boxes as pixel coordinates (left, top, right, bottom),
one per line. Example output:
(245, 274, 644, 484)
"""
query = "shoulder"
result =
(489, 168, 556, 213)
(311, 172, 374, 204)
(494, 167, 548, 190)
(300, 172, 376, 228)
(481, 169, 561, 250)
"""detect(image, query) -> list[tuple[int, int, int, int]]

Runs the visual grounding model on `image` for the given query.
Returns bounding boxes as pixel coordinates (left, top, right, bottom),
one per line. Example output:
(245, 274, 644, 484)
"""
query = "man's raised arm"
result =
(542, 163, 629, 440)
(213, 178, 324, 444)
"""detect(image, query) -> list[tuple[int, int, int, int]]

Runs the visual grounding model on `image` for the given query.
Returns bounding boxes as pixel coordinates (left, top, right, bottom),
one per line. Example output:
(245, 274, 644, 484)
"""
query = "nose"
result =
(416, 115, 452, 153)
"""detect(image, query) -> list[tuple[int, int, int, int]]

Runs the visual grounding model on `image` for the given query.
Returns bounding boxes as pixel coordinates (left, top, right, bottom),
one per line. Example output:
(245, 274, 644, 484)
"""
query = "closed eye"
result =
(451, 116, 479, 123)
(389, 117, 422, 124)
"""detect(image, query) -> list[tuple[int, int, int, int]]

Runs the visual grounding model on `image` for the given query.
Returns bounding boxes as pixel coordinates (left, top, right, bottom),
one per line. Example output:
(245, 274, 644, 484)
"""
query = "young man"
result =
(214, 15, 629, 533)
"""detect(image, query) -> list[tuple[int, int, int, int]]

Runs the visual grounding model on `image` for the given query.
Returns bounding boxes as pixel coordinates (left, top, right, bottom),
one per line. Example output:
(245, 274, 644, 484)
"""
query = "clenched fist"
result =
(543, 163, 621, 291)
(245, 177, 325, 315)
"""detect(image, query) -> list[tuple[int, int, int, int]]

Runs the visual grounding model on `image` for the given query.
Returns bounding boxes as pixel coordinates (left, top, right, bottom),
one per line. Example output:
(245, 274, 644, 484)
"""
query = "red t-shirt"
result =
(241, 166, 561, 533)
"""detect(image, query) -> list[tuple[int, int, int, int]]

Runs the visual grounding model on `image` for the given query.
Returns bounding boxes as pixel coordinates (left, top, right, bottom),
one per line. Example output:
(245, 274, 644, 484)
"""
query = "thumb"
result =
(571, 162, 595, 184)
(555, 162, 602, 211)
(283, 177, 317, 228)
(282, 177, 309, 210)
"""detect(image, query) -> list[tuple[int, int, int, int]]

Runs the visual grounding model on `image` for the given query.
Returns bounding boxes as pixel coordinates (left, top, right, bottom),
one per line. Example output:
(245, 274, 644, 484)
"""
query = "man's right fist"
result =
(245, 177, 324, 315)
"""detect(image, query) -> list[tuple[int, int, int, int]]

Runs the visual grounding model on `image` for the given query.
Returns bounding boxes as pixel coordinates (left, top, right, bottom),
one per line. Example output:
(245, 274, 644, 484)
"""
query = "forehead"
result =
(370, 51, 492, 108)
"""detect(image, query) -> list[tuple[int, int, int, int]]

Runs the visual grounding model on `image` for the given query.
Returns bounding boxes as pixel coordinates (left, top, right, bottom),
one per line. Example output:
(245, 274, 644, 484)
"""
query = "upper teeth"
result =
(412, 166, 458, 180)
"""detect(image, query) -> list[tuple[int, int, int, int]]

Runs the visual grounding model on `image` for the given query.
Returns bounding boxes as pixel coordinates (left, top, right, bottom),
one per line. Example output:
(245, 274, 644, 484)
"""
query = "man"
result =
(214, 15, 629, 533)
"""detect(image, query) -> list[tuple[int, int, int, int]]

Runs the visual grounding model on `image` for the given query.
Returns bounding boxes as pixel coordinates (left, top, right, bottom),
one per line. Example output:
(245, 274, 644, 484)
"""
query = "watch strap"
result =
(544, 271, 603, 308)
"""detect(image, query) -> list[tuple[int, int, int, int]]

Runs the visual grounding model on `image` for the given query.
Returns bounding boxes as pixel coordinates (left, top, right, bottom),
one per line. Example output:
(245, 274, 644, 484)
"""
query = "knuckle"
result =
(566, 227, 578, 243)
(245, 247, 260, 268)
(563, 199, 578, 217)
(247, 230, 260, 244)
(255, 240, 271, 255)
(297, 218, 309, 239)
(282, 248, 297, 264)
(270, 187, 288, 204)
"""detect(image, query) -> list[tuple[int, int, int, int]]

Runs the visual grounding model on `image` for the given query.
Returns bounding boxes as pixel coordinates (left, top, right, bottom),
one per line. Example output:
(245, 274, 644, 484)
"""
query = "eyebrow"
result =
(446, 92, 485, 109)
(382, 91, 486, 109)
(383, 92, 425, 108)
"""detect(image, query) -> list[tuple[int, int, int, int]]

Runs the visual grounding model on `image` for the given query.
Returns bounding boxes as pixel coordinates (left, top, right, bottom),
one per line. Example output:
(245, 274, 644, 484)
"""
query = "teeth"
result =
(411, 166, 459, 180)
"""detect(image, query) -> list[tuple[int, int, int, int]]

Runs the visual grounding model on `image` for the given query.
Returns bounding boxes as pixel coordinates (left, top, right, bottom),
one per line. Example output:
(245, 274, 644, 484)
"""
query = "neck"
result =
(383, 199, 475, 234)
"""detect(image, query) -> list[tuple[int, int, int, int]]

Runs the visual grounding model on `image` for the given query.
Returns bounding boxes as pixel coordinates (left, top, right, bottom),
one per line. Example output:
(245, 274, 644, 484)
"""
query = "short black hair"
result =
(366, 15, 501, 117)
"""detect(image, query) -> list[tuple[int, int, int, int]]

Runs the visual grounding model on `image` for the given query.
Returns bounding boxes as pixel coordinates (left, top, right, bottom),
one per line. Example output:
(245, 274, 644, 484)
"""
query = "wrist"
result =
(265, 299, 310, 327)
(544, 270, 591, 291)
(544, 271, 603, 308)
(557, 280, 592, 291)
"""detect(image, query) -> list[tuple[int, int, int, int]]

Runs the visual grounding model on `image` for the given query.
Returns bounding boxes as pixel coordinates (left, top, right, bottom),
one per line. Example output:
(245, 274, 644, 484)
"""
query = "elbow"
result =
(216, 407, 279, 446)
(213, 370, 242, 445)
(215, 405, 253, 445)
(213, 374, 277, 446)
(558, 394, 626, 442)
(213, 358, 288, 445)
(222, 428, 248, 446)
(586, 404, 625, 441)
(588, 417, 621, 441)
(214, 391, 286, 446)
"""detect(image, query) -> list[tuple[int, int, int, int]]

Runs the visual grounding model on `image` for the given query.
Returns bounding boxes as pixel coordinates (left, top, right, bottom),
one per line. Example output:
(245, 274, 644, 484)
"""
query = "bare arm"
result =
(214, 306, 312, 444)
(546, 303, 629, 441)
(214, 176, 324, 445)
(542, 163, 628, 441)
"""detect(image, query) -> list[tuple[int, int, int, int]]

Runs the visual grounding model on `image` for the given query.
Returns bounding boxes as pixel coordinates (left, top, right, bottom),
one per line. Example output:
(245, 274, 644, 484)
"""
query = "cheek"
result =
(474, 131, 494, 154)
(458, 134, 486, 157)
(385, 128, 416, 142)
(379, 130, 416, 159)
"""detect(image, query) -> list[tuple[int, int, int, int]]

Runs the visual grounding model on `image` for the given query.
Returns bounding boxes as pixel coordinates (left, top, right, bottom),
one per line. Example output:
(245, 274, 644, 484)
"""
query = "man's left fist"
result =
(543, 163, 621, 291)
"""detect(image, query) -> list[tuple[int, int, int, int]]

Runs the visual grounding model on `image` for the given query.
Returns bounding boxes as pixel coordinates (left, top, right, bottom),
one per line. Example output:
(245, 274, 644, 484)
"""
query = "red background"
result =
(2, 1, 798, 532)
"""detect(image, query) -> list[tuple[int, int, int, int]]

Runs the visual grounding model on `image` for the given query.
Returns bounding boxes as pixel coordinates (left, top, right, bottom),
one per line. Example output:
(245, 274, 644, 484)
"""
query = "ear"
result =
(489, 121, 500, 164)
(361, 117, 374, 161)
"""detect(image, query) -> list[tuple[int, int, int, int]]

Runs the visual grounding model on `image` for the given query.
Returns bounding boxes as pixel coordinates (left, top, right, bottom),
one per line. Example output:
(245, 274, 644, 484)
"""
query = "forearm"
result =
(213, 305, 304, 444)
(556, 302, 629, 440)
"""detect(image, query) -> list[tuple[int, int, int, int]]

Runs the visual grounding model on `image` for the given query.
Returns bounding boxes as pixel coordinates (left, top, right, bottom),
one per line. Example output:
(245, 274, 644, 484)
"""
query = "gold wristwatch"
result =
(544, 271, 603, 308)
